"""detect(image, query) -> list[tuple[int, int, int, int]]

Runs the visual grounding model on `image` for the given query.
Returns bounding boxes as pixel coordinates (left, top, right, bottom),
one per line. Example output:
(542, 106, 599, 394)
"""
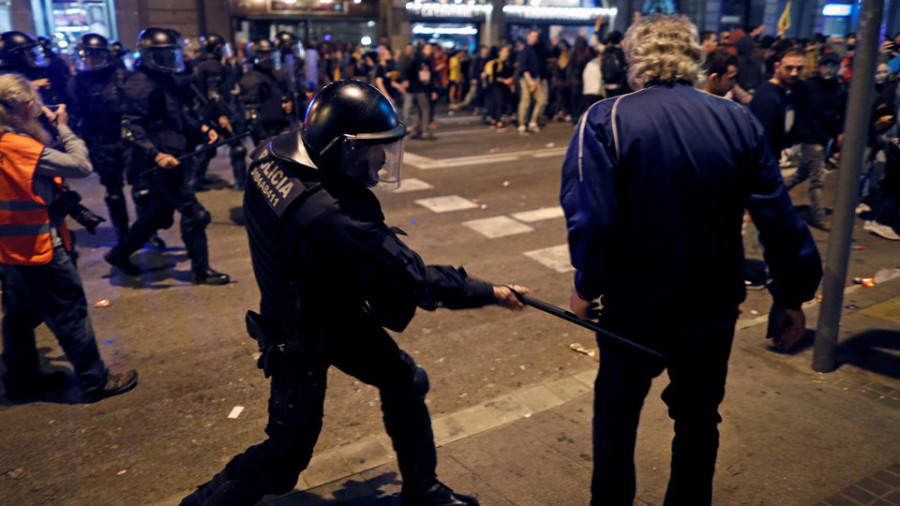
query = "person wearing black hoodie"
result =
(783, 52, 846, 230)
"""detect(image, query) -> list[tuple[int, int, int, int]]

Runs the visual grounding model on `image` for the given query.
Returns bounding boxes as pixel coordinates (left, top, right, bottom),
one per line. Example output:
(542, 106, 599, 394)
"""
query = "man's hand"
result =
(767, 303, 807, 351)
(282, 100, 293, 115)
(570, 288, 596, 320)
(431, 92, 438, 101)
(218, 115, 234, 134)
(155, 152, 180, 169)
(32, 78, 50, 89)
(202, 125, 219, 145)
(55, 104, 69, 126)
(494, 285, 529, 311)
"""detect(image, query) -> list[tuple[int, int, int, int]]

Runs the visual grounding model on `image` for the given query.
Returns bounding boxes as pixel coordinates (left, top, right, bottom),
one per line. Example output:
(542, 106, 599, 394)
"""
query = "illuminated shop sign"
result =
(267, 0, 348, 14)
(822, 3, 852, 16)
(502, 5, 617, 21)
(405, 2, 493, 19)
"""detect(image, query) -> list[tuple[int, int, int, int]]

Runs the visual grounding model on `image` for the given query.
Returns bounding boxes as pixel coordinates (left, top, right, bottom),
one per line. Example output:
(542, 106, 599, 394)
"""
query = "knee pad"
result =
(182, 204, 212, 231)
(104, 193, 125, 206)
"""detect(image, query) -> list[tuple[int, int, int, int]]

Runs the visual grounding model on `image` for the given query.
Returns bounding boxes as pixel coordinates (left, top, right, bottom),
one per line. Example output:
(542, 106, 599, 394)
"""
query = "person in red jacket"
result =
(0, 73, 137, 403)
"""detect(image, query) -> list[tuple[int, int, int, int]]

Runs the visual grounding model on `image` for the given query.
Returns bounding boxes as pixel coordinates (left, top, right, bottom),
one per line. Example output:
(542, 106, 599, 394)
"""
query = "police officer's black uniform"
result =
(240, 39, 292, 145)
(104, 28, 229, 285)
(68, 33, 132, 240)
(274, 31, 307, 125)
(0, 31, 70, 106)
(179, 81, 524, 506)
(192, 34, 248, 190)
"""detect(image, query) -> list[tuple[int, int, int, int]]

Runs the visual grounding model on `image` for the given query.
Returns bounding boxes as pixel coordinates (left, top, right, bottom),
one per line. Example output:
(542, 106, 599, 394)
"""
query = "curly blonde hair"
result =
(622, 14, 705, 89)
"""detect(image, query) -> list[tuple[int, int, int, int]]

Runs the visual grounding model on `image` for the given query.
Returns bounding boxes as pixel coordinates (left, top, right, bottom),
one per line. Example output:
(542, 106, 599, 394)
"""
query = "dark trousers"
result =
(1, 244, 108, 392)
(487, 84, 510, 123)
(117, 164, 212, 273)
(91, 147, 130, 240)
(206, 313, 437, 501)
(591, 319, 735, 506)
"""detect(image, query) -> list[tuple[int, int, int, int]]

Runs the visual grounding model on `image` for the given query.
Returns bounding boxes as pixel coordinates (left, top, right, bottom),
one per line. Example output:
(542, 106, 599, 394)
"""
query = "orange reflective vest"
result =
(0, 132, 69, 265)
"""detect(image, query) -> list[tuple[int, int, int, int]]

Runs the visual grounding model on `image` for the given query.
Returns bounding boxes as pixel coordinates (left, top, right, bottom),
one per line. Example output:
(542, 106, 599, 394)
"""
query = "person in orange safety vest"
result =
(0, 73, 137, 403)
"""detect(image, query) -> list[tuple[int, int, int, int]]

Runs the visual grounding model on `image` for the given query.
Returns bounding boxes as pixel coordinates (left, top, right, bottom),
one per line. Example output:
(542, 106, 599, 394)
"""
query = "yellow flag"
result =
(778, 0, 792, 32)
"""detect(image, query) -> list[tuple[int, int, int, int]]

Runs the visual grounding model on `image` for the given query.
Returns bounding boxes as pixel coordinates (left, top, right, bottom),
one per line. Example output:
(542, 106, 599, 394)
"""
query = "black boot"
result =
(401, 482, 480, 506)
(192, 267, 230, 285)
(104, 248, 141, 276)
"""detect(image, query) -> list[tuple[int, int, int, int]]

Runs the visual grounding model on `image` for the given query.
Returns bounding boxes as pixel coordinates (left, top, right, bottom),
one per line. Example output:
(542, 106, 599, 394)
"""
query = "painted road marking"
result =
(512, 206, 565, 223)
(463, 216, 534, 238)
(403, 147, 567, 170)
(415, 195, 478, 213)
(524, 244, 574, 273)
(394, 178, 434, 193)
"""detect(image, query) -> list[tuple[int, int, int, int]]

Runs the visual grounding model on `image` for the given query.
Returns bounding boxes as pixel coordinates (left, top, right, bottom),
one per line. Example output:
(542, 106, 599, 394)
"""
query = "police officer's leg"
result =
(191, 148, 217, 191)
(180, 361, 328, 506)
(95, 156, 130, 241)
(660, 326, 735, 506)
(8, 246, 108, 393)
(591, 324, 665, 506)
(106, 171, 176, 274)
(330, 314, 476, 504)
(229, 141, 247, 191)
(156, 165, 229, 284)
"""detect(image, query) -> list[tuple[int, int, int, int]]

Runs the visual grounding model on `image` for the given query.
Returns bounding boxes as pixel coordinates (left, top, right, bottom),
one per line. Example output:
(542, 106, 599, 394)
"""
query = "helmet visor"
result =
(255, 49, 281, 71)
(146, 47, 184, 72)
(75, 47, 111, 71)
(26, 45, 47, 67)
(343, 137, 404, 190)
(221, 42, 234, 59)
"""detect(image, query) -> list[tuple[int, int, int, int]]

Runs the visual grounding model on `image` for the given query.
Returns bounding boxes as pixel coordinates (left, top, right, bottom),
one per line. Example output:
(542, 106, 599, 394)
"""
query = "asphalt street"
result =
(1, 113, 898, 505)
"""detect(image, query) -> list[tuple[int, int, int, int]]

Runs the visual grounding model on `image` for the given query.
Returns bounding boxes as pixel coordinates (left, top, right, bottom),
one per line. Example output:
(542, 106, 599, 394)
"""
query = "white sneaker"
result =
(864, 220, 900, 240)
(528, 123, 541, 133)
(856, 203, 871, 215)
(518, 125, 527, 134)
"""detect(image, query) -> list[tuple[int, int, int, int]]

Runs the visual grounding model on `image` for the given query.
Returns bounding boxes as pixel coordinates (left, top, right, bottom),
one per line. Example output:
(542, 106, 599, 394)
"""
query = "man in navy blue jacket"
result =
(560, 15, 822, 506)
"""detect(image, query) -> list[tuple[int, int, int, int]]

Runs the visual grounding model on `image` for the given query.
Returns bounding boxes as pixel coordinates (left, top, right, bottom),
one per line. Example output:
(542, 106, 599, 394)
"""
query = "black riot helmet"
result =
(0, 31, 47, 70)
(199, 33, 232, 59)
(302, 80, 407, 190)
(247, 38, 281, 71)
(275, 31, 305, 60)
(75, 33, 112, 71)
(136, 27, 185, 73)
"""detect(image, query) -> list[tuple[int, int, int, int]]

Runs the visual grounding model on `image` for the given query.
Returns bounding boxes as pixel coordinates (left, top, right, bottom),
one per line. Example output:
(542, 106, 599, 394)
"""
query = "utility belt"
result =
(245, 310, 304, 378)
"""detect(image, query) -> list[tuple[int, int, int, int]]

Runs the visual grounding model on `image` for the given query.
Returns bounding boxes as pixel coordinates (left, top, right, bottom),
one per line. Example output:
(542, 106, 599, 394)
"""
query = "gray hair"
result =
(622, 14, 705, 89)
(0, 73, 49, 144)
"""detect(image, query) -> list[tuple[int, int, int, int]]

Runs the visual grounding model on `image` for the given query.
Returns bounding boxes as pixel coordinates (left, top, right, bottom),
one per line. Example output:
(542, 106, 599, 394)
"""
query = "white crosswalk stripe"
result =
(523, 244, 574, 273)
(463, 216, 534, 238)
(394, 178, 434, 193)
(511, 207, 565, 223)
(415, 195, 478, 213)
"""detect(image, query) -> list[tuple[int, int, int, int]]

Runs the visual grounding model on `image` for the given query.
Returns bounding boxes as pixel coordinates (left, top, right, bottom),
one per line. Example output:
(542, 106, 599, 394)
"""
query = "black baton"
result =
(177, 131, 252, 162)
(512, 291, 666, 361)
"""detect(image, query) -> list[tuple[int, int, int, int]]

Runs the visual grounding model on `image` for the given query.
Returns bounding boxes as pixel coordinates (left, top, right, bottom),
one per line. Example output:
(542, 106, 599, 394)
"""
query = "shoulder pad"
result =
(269, 131, 319, 172)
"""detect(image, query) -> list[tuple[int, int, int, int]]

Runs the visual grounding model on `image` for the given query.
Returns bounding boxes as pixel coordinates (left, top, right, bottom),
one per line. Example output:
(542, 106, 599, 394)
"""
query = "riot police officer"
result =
(179, 81, 528, 506)
(240, 38, 291, 144)
(192, 33, 248, 190)
(0, 31, 69, 106)
(68, 33, 132, 240)
(274, 31, 306, 122)
(104, 27, 229, 285)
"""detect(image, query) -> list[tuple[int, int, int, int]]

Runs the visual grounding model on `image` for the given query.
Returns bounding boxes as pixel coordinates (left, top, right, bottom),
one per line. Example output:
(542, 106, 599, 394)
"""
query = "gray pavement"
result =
(2, 112, 900, 506)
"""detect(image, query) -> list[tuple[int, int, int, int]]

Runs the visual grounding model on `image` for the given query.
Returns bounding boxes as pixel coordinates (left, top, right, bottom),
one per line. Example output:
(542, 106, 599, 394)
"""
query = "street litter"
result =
(410, 219, 418, 224)
(845, 304, 860, 310)
(569, 343, 596, 357)
(851, 245, 866, 251)
(117, 470, 127, 475)
(854, 277, 877, 287)
(102, 340, 116, 345)
(94, 298, 111, 308)
(490, 147, 500, 153)
(479, 204, 488, 210)
(228, 406, 245, 419)
(502, 181, 510, 187)
(545, 142, 555, 148)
